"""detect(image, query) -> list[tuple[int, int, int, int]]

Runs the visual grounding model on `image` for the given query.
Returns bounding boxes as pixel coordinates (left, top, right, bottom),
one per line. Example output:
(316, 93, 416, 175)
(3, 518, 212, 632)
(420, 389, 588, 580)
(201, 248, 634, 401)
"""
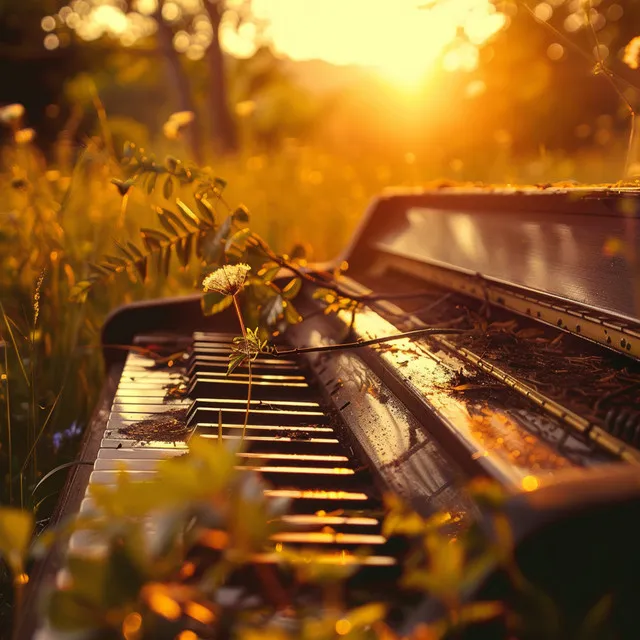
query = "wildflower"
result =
(203, 264, 251, 296)
(14, 128, 35, 145)
(624, 36, 640, 69)
(52, 421, 82, 452)
(0, 103, 25, 124)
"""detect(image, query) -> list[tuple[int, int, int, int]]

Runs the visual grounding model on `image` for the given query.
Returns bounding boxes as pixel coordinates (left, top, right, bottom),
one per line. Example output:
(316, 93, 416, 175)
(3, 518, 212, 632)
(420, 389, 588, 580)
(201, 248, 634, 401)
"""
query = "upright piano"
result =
(22, 187, 640, 638)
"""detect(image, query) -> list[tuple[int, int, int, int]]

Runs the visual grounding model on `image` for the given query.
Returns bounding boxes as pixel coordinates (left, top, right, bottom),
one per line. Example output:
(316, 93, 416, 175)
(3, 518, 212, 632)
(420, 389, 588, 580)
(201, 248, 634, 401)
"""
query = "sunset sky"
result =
(45, 0, 507, 85)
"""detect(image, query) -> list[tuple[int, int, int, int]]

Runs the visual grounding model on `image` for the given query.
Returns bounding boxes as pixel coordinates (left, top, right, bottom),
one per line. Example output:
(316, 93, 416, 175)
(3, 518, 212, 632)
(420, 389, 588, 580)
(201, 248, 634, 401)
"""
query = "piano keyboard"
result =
(69, 331, 396, 566)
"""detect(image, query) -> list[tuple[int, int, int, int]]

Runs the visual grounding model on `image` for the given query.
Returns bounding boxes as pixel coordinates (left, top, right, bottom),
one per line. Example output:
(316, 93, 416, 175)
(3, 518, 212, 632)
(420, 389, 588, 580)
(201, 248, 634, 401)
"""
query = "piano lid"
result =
(342, 187, 640, 324)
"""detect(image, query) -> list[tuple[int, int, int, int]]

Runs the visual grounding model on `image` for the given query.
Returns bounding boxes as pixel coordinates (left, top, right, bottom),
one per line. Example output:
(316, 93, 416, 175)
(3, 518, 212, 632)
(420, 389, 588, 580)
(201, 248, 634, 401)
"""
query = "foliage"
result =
(0, 461, 622, 639)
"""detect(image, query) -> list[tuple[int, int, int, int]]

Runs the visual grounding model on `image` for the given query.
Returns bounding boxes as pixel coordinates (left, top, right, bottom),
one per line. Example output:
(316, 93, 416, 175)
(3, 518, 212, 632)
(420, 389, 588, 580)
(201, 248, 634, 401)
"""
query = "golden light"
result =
(249, 0, 506, 87)
(522, 475, 539, 492)
(122, 612, 143, 640)
(44, 0, 506, 86)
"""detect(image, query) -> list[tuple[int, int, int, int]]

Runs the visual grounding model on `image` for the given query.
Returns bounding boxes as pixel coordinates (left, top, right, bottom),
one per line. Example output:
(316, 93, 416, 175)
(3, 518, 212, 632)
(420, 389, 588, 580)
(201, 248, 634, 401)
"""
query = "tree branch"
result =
(272, 327, 465, 356)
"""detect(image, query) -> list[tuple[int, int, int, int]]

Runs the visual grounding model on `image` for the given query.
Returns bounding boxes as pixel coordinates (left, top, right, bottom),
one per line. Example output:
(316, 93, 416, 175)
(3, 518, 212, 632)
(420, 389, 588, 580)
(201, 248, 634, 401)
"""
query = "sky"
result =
(44, 0, 507, 85)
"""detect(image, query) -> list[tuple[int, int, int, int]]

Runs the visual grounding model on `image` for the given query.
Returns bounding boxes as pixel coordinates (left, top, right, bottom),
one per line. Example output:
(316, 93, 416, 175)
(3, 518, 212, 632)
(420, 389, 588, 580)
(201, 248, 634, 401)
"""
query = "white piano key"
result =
(100, 438, 188, 449)
(97, 448, 185, 459)
(89, 470, 158, 484)
(94, 458, 162, 471)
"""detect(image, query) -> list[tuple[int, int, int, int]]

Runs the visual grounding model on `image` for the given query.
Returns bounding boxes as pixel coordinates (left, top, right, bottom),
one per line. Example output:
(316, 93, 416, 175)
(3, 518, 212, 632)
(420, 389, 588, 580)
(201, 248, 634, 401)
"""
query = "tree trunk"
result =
(155, 10, 202, 163)
(204, 0, 238, 154)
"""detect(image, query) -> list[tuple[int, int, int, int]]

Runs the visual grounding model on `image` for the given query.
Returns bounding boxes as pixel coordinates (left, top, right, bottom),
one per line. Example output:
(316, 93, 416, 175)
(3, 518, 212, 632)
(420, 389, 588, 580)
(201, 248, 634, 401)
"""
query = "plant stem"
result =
(250, 234, 434, 303)
(3, 336, 13, 505)
(273, 327, 465, 356)
(232, 295, 247, 338)
(231, 294, 251, 442)
(243, 360, 252, 443)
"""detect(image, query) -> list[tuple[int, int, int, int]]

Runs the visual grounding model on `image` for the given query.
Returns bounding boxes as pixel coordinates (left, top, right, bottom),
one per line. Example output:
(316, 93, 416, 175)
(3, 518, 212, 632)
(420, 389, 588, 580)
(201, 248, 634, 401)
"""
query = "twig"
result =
(583, 1, 637, 173)
(249, 234, 434, 303)
(273, 327, 465, 356)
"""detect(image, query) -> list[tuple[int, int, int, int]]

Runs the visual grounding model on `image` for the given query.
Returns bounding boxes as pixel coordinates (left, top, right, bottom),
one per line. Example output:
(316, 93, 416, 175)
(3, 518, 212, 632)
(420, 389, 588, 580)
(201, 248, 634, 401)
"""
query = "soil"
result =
(119, 409, 190, 442)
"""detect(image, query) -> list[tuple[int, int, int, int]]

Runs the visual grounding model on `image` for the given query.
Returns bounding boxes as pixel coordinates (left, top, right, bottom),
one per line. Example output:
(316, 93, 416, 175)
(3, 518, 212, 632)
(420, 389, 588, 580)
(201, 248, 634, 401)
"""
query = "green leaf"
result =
(283, 299, 302, 324)
(161, 207, 189, 234)
(281, 277, 302, 300)
(176, 199, 201, 229)
(0, 507, 33, 576)
(201, 291, 234, 316)
(69, 280, 92, 304)
(114, 239, 135, 261)
(195, 196, 216, 225)
(133, 256, 148, 282)
(162, 174, 174, 200)
(157, 210, 178, 236)
(146, 171, 158, 194)
(175, 236, 191, 268)
(89, 262, 115, 275)
(162, 246, 172, 277)
(225, 227, 253, 259)
(257, 263, 281, 283)
(103, 255, 128, 269)
(227, 352, 247, 375)
(141, 234, 161, 253)
(140, 227, 171, 243)
(126, 242, 144, 259)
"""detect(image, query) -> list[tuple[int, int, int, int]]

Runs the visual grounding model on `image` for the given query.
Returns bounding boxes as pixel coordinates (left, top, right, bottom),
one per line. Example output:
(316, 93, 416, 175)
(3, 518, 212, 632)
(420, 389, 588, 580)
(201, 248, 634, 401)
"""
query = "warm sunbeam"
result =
(249, 0, 506, 85)
(48, 0, 506, 82)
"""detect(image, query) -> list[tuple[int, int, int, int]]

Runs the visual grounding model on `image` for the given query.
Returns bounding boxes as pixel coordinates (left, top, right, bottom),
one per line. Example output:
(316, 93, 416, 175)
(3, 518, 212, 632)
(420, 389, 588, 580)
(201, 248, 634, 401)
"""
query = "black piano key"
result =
(186, 399, 328, 426)
(188, 375, 314, 401)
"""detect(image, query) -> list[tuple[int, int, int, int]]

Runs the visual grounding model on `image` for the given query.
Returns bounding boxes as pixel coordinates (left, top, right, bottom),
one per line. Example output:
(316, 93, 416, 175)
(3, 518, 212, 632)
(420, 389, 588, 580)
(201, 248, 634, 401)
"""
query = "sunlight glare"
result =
(250, 0, 506, 85)
(47, 0, 505, 85)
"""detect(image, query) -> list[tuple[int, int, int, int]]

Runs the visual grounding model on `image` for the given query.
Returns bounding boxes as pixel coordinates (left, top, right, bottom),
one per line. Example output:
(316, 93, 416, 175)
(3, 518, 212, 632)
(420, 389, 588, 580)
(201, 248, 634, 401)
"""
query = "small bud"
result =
(111, 178, 132, 197)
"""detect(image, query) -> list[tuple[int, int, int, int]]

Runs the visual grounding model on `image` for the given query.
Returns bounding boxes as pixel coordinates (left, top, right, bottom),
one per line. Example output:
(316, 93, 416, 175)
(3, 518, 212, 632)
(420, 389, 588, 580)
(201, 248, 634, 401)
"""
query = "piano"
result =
(21, 187, 640, 638)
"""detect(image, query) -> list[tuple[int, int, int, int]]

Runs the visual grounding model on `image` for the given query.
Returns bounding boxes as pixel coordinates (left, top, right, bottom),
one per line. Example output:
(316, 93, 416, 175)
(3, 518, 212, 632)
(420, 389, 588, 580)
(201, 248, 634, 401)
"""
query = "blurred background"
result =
(2, 0, 640, 258)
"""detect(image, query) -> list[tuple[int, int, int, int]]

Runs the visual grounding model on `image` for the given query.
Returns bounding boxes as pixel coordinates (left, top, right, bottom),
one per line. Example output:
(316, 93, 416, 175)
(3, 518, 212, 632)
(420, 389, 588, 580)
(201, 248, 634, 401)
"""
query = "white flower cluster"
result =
(202, 263, 251, 296)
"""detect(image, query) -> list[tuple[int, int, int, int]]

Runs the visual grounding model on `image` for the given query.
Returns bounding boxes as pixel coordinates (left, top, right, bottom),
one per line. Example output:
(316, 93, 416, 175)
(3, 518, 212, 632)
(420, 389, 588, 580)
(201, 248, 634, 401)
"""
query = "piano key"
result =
(251, 552, 396, 567)
(188, 376, 313, 401)
(269, 532, 386, 546)
(94, 452, 350, 472)
(97, 448, 185, 459)
(187, 405, 327, 426)
(187, 355, 299, 375)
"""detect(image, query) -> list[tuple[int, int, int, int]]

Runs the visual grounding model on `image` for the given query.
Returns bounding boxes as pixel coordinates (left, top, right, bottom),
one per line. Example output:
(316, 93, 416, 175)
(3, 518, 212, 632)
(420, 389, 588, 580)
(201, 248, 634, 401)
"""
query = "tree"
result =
(41, 0, 259, 157)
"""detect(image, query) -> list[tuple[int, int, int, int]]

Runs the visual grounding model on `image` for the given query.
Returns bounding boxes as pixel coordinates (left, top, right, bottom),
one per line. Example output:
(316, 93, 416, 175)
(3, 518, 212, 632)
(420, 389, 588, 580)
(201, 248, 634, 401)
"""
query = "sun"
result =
(251, 0, 507, 85)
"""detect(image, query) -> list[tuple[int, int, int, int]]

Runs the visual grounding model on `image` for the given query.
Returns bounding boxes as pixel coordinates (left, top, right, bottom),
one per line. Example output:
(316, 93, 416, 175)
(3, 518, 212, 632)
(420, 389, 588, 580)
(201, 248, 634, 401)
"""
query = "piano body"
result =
(22, 187, 640, 638)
